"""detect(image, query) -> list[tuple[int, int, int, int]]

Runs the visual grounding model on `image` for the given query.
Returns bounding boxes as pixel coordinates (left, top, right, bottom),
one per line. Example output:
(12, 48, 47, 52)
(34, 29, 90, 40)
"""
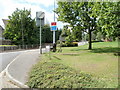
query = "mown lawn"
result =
(51, 42, 119, 87)
(27, 41, 119, 88)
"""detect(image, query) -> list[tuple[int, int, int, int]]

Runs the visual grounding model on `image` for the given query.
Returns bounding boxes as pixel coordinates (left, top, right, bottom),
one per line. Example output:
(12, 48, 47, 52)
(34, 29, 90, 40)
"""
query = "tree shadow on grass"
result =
(91, 47, 119, 53)
(71, 47, 120, 56)
(91, 47, 120, 56)
(71, 48, 88, 51)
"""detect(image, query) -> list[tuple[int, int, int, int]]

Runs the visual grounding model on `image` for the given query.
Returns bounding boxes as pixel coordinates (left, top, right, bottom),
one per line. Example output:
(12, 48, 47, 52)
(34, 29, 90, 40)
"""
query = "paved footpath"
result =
(0, 49, 40, 89)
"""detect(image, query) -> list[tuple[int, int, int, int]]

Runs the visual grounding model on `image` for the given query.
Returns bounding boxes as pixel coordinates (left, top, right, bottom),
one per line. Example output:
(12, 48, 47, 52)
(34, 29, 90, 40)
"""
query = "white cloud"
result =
(0, 0, 63, 29)
(0, 0, 16, 27)
(24, 0, 55, 7)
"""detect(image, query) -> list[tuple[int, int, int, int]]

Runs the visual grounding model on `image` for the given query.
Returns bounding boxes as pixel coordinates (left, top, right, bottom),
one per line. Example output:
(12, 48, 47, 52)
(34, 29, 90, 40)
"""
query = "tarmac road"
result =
(0, 48, 46, 73)
(0, 51, 22, 73)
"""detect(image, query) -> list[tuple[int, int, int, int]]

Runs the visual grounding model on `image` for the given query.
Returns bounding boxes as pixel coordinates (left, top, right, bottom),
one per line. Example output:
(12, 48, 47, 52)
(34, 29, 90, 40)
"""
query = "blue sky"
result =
(0, 0, 63, 29)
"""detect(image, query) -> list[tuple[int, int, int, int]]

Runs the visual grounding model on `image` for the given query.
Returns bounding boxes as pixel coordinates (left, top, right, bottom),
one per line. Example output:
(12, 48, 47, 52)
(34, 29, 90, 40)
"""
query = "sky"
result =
(0, 0, 64, 29)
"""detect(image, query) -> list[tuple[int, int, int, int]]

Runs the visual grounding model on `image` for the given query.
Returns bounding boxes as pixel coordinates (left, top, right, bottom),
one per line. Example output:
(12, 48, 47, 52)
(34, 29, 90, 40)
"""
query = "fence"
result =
(0, 43, 53, 52)
(0, 44, 39, 52)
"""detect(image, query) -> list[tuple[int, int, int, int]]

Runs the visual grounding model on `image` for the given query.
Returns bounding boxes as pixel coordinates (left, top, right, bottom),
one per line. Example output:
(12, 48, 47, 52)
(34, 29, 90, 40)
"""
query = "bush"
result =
(61, 42, 78, 47)
(61, 42, 67, 47)
(92, 40, 104, 43)
(72, 42, 78, 45)
(27, 61, 107, 88)
(66, 42, 78, 47)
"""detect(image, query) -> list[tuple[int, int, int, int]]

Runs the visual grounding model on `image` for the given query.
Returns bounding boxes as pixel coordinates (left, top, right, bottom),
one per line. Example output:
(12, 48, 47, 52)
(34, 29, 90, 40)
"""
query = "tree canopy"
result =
(4, 8, 61, 45)
(55, 1, 120, 49)
(4, 8, 37, 45)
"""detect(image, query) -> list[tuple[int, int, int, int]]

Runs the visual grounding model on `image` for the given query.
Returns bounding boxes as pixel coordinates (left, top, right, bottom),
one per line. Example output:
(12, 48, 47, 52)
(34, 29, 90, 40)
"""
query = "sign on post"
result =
(36, 11, 45, 27)
(51, 22, 57, 31)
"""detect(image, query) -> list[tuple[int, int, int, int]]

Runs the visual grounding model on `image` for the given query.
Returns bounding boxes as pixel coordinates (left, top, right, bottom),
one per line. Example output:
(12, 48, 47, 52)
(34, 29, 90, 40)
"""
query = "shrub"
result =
(92, 40, 104, 43)
(27, 61, 107, 88)
(66, 42, 78, 47)
(61, 42, 78, 47)
(72, 42, 78, 46)
(61, 42, 67, 47)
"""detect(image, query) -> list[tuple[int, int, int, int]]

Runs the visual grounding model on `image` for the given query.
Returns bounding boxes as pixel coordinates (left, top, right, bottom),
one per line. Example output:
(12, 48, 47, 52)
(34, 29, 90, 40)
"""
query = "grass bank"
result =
(27, 41, 119, 88)
(27, 61, 107, 88)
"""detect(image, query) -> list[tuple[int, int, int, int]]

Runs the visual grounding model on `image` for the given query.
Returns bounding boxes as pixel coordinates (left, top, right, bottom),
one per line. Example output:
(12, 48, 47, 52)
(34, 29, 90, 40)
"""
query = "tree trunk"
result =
(88, 29, 92, 50)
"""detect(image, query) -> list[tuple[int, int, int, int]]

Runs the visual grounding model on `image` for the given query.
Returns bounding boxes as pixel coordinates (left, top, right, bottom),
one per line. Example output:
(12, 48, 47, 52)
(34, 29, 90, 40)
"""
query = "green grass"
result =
(49, 42, 118, 87)
(27, 41, 119, 88)
(27, 61, 107, 88)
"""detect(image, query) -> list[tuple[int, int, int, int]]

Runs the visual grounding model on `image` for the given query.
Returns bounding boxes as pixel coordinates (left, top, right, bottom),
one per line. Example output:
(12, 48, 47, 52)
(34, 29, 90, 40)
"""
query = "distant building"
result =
(0, 19, 9, 40)
(0, 25, 4, 40)
(2, 19, 9, 27)
(0, 19, 11, 45)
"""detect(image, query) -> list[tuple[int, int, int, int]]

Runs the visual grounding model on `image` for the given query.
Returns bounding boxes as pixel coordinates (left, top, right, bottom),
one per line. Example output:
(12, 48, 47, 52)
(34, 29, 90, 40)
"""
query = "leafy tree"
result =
(60, 25, 81, 45)
(55, 2, 97, 49)
(4, 8, 37, 45)
(56, 1, 120, 49)
(55, 28, 62, 42)
(93, 2, 120, 40)
(91, 31, 97, 41)
(96, 32, 103, 41)
(41, 24, 52, 43)
(40, 24, 61, 44)
(72, 26, 82, 41)
(61, 25, 69, 37)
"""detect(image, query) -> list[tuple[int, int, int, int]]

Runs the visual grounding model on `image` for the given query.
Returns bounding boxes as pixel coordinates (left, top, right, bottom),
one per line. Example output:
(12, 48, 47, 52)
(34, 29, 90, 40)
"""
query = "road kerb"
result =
(5, 53, 29, 88)
(0, 70, 5, 89)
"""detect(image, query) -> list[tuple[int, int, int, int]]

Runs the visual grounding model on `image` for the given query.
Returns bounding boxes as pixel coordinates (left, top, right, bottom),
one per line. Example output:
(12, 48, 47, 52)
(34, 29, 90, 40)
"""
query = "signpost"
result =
(51, 22, 57, 31)
(36, 11, 45, 54)
(51, 22, 57, 44)
(51, 0, 57, 52)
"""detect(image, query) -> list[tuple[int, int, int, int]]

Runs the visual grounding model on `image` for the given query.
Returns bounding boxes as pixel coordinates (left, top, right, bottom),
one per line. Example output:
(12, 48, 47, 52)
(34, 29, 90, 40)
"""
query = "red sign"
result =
(51, 22, 56, 26)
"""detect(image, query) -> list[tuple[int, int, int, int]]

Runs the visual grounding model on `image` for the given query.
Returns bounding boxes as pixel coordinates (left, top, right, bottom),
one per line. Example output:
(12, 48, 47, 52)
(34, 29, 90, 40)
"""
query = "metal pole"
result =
(21, 13, 24, 49)
(53, 0, 55, 44)
(54, 0, 55, 22)
(53, 31, 55, 44)
(40, 18, 42, 54)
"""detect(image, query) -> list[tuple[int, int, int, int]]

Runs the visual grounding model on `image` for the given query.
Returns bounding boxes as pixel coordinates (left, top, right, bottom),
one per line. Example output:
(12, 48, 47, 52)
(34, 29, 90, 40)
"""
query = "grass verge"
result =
(27, 60, 107, 88)
(27, 41, 119, 88)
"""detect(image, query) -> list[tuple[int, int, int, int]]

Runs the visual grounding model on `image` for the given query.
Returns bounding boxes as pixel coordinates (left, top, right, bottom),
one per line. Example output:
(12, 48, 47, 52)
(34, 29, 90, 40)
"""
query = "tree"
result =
(61, 25, 69, 37)
(55, 2, 97, 49)
(56, 1, 120, 49)
(55, 28, 62, 42)
(41, 24, 53, 43)
(92, 2, 120, 41)
(40, 24, 61, 44)
(96, 32, 103, 41)
(4, 8, 37, 45)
